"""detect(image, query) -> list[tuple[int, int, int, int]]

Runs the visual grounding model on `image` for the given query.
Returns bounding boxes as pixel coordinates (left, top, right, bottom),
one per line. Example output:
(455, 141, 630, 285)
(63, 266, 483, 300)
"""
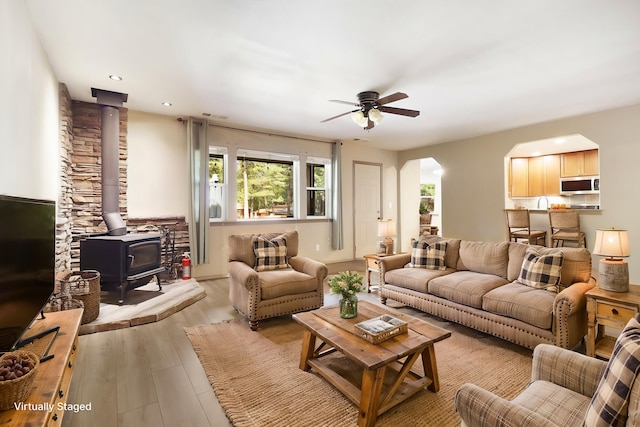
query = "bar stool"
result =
(504, 209, 547, 246)
(419, 213, 438, 235)
(548, 209, 586, 248)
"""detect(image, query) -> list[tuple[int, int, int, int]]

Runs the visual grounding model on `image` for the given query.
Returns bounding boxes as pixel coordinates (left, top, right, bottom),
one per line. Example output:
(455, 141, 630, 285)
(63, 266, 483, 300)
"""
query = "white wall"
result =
(127, 111, 189, 218)
(399, 103, 640, 282)
(0, 0, 59, 201)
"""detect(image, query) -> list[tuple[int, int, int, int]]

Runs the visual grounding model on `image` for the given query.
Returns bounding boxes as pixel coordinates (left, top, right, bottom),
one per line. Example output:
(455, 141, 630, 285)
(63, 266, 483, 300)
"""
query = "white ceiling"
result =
(25, 0, 640, 151)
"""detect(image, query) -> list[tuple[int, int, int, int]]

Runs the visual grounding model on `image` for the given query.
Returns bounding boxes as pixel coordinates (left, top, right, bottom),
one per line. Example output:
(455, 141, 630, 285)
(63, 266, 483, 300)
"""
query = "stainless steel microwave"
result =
(560, 176, 599, 195)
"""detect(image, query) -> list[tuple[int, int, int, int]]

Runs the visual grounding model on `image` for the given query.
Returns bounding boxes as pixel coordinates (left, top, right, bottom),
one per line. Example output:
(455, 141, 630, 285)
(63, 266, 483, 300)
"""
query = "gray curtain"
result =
(187, 118, 209, 265)
(331, 141, 343, 250)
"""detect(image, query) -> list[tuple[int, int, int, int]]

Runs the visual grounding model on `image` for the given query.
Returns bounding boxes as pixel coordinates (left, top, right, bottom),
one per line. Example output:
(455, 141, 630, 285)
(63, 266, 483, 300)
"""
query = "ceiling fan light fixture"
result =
(323, 91, 419, 128)
(351, 110, 368, 127)
(369, 108, 383, 124)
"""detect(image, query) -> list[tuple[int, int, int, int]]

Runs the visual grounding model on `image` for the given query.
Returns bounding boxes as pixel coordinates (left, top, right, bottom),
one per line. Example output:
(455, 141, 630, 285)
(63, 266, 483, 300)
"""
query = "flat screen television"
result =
(0, 195, 56, 354)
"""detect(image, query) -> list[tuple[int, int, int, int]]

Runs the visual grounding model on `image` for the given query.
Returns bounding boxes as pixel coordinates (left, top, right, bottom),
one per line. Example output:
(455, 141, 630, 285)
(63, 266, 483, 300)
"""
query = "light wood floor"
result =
(62, 276, 358, 427)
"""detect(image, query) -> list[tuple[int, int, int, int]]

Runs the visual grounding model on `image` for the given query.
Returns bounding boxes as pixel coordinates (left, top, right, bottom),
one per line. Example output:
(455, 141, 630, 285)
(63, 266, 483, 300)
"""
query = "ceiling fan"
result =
(321, 91, 420, 129)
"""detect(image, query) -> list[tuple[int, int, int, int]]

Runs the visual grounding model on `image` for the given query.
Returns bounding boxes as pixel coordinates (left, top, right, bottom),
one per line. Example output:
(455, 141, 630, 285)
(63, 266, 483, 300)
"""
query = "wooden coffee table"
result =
(293, 301, 451, 427)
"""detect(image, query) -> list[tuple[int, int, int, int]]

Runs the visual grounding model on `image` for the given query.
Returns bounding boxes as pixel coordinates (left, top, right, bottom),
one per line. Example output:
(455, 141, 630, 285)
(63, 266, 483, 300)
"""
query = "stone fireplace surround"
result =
(56, 84, 189, 277)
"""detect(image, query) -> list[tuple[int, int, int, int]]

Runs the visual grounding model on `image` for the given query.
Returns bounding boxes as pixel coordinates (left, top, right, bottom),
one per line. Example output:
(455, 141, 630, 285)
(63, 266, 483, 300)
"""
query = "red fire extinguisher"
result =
(182, 252, 191, 280)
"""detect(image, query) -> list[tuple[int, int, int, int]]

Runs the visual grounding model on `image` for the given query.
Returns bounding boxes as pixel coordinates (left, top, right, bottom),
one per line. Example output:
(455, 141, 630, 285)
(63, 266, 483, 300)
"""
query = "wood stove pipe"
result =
(91, 88, 129, 236)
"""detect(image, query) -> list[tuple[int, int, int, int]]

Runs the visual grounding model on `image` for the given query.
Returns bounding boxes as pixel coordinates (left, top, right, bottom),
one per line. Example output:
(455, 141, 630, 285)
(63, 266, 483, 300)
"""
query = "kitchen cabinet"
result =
(583, 149, 599, 175)
(510, 155, 560, 197)
(543, 154, 560, 195)
(561, 149, 599, 177)
(510, 157, 529, 197)
(527, 156, 544, 196)
(528, 155, 560, 196)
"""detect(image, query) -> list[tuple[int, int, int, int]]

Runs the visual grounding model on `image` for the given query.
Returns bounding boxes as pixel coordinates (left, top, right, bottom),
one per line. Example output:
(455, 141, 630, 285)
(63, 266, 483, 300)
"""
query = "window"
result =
(420, 183, 435, 214)
(306, 161, 328, 216)
(209, 148, 226, 219)
(207, 145, 330, 221)
(237, 152, 295, 219)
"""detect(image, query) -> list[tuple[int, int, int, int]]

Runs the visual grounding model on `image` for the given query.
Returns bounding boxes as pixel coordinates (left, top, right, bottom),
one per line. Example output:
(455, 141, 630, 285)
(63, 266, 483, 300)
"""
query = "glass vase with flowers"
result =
(329, 271, 363, 318)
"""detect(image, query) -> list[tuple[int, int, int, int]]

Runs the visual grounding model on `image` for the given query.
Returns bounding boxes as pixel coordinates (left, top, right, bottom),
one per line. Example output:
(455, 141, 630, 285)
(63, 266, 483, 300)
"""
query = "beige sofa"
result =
(378, 236, 595, 350)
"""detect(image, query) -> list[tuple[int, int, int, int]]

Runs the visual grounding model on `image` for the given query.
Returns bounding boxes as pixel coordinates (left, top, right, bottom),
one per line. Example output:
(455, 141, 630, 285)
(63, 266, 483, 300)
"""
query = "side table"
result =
(363, 253, 405, 293)
(586, 284, 640, 359)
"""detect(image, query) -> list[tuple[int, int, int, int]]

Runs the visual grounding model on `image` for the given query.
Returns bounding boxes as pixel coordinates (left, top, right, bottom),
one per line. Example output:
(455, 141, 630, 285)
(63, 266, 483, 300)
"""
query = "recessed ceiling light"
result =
(109, 74, 123, 81)
(162, 102, 172, 107)
(554, 138, 566, 144)
(532, 151, 541, 156)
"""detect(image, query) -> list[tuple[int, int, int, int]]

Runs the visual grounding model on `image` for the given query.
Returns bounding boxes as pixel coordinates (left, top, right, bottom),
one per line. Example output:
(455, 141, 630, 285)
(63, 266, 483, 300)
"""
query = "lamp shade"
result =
(351, 111, 369, 127)
(593, 228, 630, 259)
(378, 220, 396, 237)
(369, 108, 384, 124)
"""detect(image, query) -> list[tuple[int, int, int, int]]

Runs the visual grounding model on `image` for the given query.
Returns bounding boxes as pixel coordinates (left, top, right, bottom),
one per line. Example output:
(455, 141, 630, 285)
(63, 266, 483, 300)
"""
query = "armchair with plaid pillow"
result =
(228, 231, 327, 331)
(455, 314, 640, 426)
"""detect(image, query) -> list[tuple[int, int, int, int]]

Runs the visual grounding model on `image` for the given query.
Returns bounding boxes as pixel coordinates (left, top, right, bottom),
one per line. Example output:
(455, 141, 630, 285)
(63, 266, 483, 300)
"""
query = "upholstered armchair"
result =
(455, 314, 640, 426)
(228, 231, 327, 331)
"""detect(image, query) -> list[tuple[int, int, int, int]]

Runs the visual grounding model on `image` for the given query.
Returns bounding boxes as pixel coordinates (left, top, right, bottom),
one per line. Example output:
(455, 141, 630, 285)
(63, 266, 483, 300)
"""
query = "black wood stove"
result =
(80, 233, 165, 304)
(79, 89, 166, 304)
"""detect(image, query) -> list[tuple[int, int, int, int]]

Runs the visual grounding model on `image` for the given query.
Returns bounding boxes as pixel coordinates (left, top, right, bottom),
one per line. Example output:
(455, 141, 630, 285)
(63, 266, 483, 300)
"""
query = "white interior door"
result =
(354, 162, 382, 258)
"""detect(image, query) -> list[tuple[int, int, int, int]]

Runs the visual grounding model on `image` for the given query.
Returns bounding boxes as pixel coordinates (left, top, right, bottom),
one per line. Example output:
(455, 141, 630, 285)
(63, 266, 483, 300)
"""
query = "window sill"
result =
(209, 218, 332, 226)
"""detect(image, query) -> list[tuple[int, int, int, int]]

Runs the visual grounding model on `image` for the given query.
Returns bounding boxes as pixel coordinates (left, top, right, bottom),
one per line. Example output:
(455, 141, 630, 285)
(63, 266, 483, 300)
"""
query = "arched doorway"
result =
(420, 157, 443, 235)
(399, 157, 442, 251)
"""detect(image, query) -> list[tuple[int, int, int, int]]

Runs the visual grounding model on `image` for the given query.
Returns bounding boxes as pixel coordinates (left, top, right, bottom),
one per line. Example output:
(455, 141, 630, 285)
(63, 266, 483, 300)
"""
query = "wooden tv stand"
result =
(0, 308, 82, 427)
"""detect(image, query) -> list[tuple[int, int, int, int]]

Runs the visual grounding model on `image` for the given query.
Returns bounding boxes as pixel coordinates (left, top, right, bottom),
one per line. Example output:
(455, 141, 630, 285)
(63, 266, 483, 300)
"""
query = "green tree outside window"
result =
(420, 183, 435, 213)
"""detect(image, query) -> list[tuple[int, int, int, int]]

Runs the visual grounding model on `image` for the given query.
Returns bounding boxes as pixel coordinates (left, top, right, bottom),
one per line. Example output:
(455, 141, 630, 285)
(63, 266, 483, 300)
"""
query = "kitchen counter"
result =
(530, 208, 601, 214)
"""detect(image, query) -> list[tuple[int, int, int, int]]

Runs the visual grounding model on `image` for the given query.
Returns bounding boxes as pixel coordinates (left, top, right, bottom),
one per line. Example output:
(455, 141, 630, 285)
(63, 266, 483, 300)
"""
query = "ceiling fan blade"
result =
(329, 99, 360, 107)
(321, 110, 353, 123)
(376, 92, 408, 106)
(379, 106, 420, 117)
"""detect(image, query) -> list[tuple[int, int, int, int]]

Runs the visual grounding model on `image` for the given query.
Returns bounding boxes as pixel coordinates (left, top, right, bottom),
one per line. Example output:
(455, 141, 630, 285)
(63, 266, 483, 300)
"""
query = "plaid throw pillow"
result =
(409, 241, 447, 270)
(584, 314, 640, 427)
(253, 236, 288, 272)
(517, 248, 563, 292)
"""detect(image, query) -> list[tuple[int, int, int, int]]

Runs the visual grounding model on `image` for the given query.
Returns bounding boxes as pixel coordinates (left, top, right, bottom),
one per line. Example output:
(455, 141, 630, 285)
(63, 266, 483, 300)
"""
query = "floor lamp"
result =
(593, 228, 630, 292)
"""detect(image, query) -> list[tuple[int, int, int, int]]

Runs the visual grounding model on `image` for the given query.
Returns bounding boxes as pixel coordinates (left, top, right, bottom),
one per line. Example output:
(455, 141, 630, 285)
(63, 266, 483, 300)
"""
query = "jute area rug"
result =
(185, 311, 533, 427)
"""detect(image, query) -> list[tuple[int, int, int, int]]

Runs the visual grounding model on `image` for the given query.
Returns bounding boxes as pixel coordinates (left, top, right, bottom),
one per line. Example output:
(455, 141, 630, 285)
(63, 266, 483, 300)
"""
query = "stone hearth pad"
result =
(78, 278, 206, 335)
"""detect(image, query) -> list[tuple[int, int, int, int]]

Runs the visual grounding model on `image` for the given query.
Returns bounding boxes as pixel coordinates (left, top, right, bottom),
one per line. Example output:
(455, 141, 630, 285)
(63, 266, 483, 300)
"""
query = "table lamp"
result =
(593, 228, 630, 292)
(378, 219, 396, 255)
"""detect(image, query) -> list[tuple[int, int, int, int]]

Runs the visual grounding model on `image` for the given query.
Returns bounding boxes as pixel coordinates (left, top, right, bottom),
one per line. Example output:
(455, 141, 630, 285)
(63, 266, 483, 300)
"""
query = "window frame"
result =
(208, 147, 227, 221)
(207, 146, 331, 223)
(305, 157, 331, 219)
(419, 183, 436, 214)
(236, 150, 297, 220)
